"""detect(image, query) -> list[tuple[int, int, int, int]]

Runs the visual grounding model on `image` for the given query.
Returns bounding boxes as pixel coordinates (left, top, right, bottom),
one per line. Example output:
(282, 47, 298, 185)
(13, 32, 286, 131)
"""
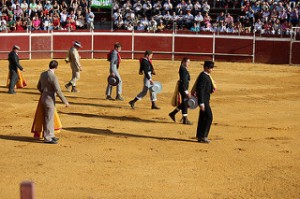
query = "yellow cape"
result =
(31, 97, 62, 139)
(7, 69, 27, 88)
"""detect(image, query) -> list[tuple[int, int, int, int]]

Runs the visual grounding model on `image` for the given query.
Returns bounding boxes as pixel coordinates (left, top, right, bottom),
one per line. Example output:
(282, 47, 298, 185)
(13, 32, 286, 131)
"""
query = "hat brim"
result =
(187, 96, 198, 109)
(150, 81, 162, 93)
(107, 75, 120, 86)
(74, 42, 83, 48)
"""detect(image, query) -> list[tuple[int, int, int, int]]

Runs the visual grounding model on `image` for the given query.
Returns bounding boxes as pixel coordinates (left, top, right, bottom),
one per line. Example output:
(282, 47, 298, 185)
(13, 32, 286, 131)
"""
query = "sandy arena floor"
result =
(0, 59, 299, 199)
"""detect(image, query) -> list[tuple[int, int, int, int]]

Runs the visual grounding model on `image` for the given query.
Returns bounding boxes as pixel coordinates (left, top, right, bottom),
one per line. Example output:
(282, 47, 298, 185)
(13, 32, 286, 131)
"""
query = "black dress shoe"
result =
(169, 112, 176, 122)
(52, 137, 59, 141)
(129, 100, 135, 109)
(116, 95, 124, 101)
(8, 91, 16, 94)
(197, 137, 211, 144)
(106, 95, 114, 100)
(44, 140, 58, 144)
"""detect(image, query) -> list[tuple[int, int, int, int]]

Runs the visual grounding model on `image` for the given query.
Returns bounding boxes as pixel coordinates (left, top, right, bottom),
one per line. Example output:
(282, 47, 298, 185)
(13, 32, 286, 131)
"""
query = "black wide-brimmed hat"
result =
(187, 96, 198, 109)
(107, 75, 120, 86)
(203, 60, 215, 68)
(150, 81, 162, 93)
(74, 41, 82, 48)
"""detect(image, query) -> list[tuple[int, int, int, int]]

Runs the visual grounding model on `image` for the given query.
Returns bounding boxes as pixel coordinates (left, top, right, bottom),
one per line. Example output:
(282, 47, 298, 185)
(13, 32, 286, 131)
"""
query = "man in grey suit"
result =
(106, 42, 124, 101)
(65, 41, 83, 93)
(37, 60, 69, 144)
(8, 45, 24, 94)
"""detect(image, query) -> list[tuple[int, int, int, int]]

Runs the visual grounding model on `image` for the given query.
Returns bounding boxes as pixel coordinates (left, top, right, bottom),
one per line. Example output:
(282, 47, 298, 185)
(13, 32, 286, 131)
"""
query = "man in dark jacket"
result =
(196, 60, 215, 143)
(169, 57, 192, 124)
(129, 50, 160, 109)
(8, 45, 24, 94)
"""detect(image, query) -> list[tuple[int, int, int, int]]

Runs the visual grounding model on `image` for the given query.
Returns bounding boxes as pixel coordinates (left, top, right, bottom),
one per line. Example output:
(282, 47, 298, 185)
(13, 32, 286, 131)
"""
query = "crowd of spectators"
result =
(0, 0, 95, 32)
(113, 0, 300, 35)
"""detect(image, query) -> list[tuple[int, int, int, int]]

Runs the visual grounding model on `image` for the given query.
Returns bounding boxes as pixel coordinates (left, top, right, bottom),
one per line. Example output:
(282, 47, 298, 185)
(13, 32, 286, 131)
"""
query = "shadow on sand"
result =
(64, 127, 196, 143)
(59, 111, 171, 124)
(0, 135, 43, 144)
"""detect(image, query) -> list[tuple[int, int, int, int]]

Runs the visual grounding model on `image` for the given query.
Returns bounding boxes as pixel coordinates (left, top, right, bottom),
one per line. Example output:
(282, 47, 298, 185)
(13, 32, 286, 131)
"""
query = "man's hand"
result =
(187, 93, 191, 99)
(150, 80, 154, 85)
(65, 102, 70, 107)
(111, 72, 115, 77)
(80, 67, 83, 71)
(200, 104, 205, 111)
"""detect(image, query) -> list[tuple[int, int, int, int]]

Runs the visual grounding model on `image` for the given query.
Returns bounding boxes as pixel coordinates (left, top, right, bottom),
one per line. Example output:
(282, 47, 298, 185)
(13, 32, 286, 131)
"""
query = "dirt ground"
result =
(0, 59, 299, 199)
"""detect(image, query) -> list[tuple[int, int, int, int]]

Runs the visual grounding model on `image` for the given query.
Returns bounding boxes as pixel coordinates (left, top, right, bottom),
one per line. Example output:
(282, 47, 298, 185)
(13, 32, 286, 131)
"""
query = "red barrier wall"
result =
(0, 32, 298, 65)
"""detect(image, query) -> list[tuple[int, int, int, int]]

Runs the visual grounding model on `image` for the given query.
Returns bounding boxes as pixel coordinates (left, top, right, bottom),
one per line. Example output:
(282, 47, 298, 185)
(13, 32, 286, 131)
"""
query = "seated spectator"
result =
(254, 18, 263, 33)
(190, 22, 200, 32)
(60, 1, 68, 12)
(7, 16, 16, 31)
(53, 1, 60, 14)
(60, 9, 68, 28)
(66, 17, 76, 31)
(202, 1, 211, 13)
(203, 12, 212, 27)
(210, 23, 218, 32)
(15, 17, 24, 30)
(14, 5, 23, 19)
(76, 16, 85, 29)
(36, 1, 43, 14)
(43, 14, 53, 30)
(32, 15, 42, 30)
(163, 10, 173, 28)
(44, 0, 53, 15)
(177, 10, 184, 29)
(123, 0, 132, 12)
(184, 10, 194, 29)
(143, 0, 152, 19)
(86, 8, 94, 30)
(194, 11, 204, 24)
(153, 0, 162, 15)
(225, 13, 234, 25)
(157, 20, 165, 32)
(186, 0, 194, 13)
(272, 18, 282, 34)
(23, 13, 32, 30)
(30, 0, 38, 16)
(0, 21, 7, 32)
(133, 0, 143, 16)
(20, 0, 28, 13)
(176, 0, 187, 14)
(52, 12, 61, 30)
(194, 1, 202, 15)
(114, 15, 124, 29)
(147, 17, 157, 32)
(68, 10, 76, 20)
(126, 22, 134, 30)
(136, 22, 145, 31)
(216, 12, 225, 24)
(226, 22, 235, 33)
(163, 0, 173, 15)
(70, 0, 79, 13)
(217, 21, 227, 32)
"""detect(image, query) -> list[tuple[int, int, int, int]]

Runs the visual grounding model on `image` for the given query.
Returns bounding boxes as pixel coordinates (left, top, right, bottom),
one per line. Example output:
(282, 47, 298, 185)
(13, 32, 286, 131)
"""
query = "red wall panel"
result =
(255, 40, 290, 64)
(215, 38, 253, 54)
(174, 37, 213, 53)
(292, 42, 300, 64)
(0, 35, 29, 59)
(93, 35, 132, 59)
(31, 36, 51, 59)
(53, 35, 92, 59)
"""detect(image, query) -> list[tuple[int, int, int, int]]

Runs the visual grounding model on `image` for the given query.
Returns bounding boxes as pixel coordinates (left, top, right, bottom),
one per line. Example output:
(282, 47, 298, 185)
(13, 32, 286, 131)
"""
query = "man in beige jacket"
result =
(37, 60, 69, 144)
(65, 41, 83, 93)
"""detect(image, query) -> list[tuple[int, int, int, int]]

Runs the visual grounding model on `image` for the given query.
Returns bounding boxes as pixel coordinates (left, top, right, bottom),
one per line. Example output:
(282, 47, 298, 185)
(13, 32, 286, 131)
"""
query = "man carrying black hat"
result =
(195, 60, 216, 143)
(8, 45, 24, 94)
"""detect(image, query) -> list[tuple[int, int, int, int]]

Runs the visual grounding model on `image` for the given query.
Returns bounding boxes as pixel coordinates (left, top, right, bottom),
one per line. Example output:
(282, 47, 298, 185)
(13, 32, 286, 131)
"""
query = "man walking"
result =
(106, 42, 124, 101)
(196, 61, 216, 143)
(65, 41, 82, 93)
(37, 60, 69, 144)
(8, 45, 24, 94)
(129, 50, 160, 109)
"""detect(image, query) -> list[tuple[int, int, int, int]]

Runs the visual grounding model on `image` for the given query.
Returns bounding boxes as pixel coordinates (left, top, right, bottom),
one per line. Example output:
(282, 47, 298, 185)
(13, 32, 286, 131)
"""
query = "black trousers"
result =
(9, 70, 18, 92)
(177, 90, 188, 115)
(196, 103, 213, 138)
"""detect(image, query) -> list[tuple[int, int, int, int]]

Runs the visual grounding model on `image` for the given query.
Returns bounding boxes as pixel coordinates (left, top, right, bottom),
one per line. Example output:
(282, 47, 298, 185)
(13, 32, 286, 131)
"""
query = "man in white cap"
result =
(8, 45, 24, 94)
(65, 41, 82, 93)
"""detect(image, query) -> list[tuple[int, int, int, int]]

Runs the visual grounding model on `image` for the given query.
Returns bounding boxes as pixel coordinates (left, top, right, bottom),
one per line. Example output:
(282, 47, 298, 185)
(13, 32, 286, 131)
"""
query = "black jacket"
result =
(139, 58, 154, 80)
(178, 65, 190, 92)
(196, 72, 213, 105)
(8, 51, 23, 73)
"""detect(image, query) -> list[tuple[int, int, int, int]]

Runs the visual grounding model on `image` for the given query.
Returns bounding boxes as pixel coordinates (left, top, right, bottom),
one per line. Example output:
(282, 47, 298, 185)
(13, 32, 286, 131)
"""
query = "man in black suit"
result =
(8, 45, 24, 94)
(196, 61, 215, 143)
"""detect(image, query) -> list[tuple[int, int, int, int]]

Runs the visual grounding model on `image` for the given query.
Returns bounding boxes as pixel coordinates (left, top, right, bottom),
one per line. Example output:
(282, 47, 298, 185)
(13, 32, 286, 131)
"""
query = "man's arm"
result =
(52, 74, 69, 105)
(11, 52, 23, 71)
